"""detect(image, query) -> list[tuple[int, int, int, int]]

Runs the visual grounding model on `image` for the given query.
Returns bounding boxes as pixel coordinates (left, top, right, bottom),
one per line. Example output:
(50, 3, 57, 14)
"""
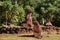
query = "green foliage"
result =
(0, 0, 60, 26)
(3, 0, 12, 11)
(11, 5, 25, 23)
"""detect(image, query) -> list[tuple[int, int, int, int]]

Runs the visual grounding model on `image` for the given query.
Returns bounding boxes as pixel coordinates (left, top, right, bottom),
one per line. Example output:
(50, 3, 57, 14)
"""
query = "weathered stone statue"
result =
(45, 19, 54, 34)
(22, 9, 33, 32)
(26, 9, 33, 28)
(33, 20, 43, 39)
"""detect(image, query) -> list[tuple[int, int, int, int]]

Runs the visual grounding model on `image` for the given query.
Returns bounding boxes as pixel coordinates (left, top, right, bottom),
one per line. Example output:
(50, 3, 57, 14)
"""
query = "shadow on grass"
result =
(18, 35, 34, 37)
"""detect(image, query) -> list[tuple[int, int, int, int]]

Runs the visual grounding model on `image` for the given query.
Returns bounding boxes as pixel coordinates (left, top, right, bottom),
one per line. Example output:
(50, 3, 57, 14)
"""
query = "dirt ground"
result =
(0, 33, 60, 40)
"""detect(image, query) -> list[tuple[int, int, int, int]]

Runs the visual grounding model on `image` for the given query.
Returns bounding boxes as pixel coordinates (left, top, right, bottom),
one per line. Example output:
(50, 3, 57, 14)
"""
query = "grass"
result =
(0, 33, 60, 40)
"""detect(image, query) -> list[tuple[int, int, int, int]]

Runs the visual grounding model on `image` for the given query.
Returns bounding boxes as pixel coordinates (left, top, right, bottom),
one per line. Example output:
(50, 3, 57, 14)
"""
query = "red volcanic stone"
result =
(33, 21, 40, 33)
(33, 21, 42, 39)
(33, 21, 43, 33)
(22, 23, 28, 28)
(26, 9, 32, 13)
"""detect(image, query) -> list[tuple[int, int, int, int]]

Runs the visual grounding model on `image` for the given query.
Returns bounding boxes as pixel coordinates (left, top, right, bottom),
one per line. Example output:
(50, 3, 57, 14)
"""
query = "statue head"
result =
(33, 20, 39, 26)
(26, 9, 32, 14)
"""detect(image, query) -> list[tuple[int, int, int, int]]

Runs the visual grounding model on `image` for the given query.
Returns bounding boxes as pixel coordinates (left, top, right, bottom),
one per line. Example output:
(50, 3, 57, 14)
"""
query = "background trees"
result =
(0, 0, 60, 27)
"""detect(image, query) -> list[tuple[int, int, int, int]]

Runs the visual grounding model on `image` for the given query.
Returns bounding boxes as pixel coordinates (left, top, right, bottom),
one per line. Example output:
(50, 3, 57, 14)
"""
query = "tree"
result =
(0, 0, 60, 27)
(35, 0, 60, 25)
(1, 0, 25, 25)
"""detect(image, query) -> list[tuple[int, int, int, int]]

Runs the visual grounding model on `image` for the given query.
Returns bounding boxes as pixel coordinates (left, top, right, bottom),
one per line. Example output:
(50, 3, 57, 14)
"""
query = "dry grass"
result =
(0, 33, 60, 40)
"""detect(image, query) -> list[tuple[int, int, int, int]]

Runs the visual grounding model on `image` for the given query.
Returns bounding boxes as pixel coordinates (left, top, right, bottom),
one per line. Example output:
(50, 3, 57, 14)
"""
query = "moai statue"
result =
(22, 9, 33, 33)
(26, 9, 33, 29)
(33, 20, 43, 39)
(46, 19, 54, 34)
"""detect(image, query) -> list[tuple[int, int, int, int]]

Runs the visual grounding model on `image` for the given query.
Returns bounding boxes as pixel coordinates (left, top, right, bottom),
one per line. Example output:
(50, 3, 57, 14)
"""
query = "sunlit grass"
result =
(0, 33, 60, 40)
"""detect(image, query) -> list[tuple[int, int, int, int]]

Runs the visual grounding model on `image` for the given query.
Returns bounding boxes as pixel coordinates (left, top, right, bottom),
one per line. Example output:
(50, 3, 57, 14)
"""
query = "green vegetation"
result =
(0, 0, 60, 26)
